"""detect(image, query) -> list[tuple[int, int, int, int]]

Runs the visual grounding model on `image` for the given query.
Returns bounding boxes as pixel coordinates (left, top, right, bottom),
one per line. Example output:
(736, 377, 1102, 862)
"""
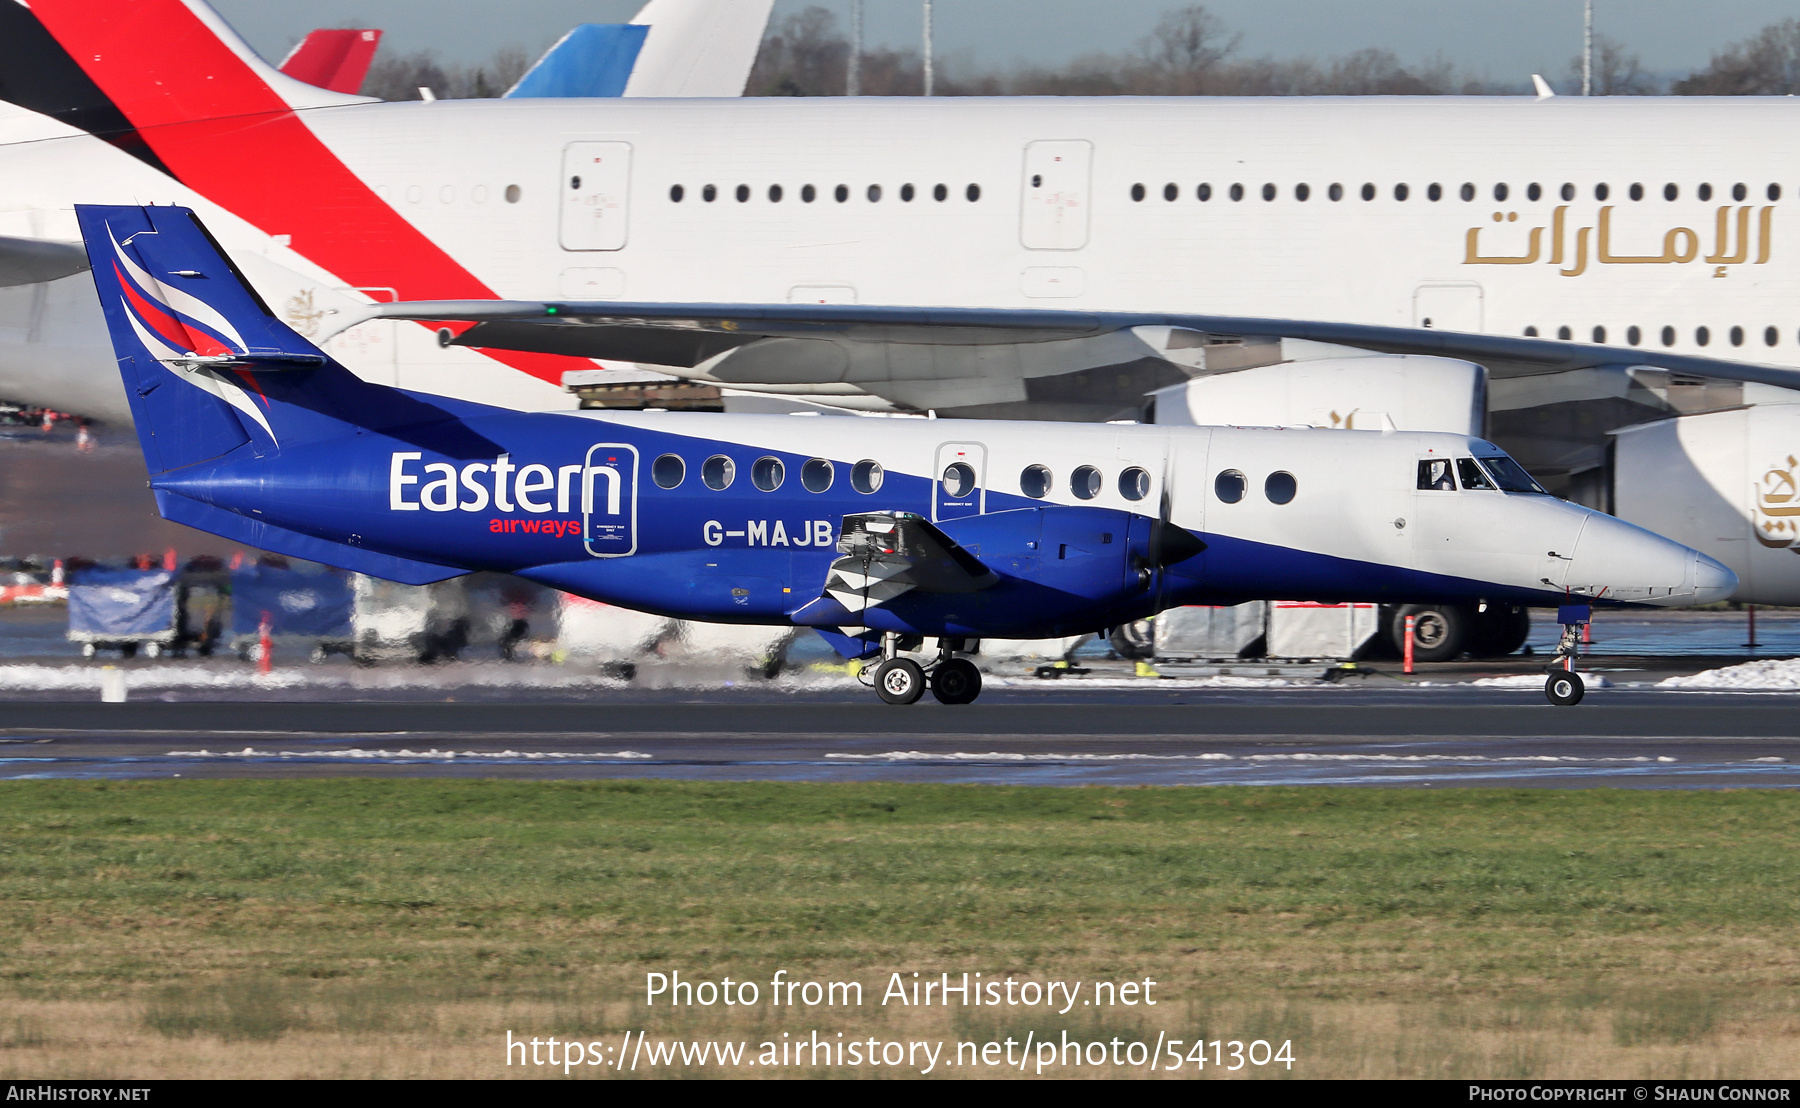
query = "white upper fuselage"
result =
(306, 94, 1798, 352)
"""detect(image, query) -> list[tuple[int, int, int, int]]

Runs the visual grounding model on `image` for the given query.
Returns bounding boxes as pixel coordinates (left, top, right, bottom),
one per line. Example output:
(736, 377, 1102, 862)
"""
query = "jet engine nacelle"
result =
(1614, 402, 1800, 605)
(1149, 353, 1486, 435)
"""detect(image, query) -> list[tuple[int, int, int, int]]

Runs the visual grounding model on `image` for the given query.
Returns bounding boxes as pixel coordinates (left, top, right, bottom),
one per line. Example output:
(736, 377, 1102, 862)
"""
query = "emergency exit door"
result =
(933, 442, 987, 521)
(1020, 140, 1092, 250)
(560, 142, 632, 251)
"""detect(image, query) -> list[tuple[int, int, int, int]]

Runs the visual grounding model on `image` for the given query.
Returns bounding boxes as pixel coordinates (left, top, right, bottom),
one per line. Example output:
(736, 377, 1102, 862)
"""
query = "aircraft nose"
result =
(1693, 551, 1739, 605)
(1565, 511, 1728, 606)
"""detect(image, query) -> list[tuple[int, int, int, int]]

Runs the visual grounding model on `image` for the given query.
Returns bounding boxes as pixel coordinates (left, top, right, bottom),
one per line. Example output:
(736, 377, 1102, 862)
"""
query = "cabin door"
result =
(582, 443, 639, 557)
(560, 142, 633, 251)
(1020, 140, 1092, 250)
(933, 442, 987, 521)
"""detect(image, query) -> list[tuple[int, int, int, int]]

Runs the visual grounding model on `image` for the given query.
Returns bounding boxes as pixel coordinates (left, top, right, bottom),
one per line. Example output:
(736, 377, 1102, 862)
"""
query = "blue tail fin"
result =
(75, 203, 339, 471)
(75, 204, 480, 584)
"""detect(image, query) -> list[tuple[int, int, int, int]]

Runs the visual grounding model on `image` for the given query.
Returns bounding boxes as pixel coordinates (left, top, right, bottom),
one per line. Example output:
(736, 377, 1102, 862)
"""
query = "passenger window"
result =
(768, 184, 783, 203)
(1627, 325, 1641, 346)
(1230, 183, 1245, 201)
(1163, 183, 1178, 201)
(1731, 326, 1745, 347)
(1118, 467, 1151, 501)
(1197, 183, 1213, 201)
(801, 458, 833, 493)
(1361, 183, 1375, 201)
(1662, 326, 1676, 347)
(1629, 183, 1644, 201)
(1265, 471, 1297, 505)
(1071, 465, 1102, 500)
(1770, 184, 1783, 201)
(802, 184, 817, 203)
(1560, 182, 1575, 201)
(735, 184, 750, 203)
(1394, 183, 1409, 201)
(901, 183, 916, 201)
(1733, 182, 1748, 202)
(1295, 183, 1310, 201)
(1557, 326, 1572, 340)
(1767, 326, 1780, 347)
(652, 454, 685, 489)
(1595, 183, 1610, 201)
(1020, 464, 1052, 499)
(1699, 183, 1713, 201)
(702, 184, 717, 203)
(1427, 183, 1442, 201)
(1697, 326, 1711, 347)
(867, 184, 882, 202)
(1261, 183, 1276, 201)
(669, 185, 685, 203)
(752, 456, 784, 492)
(1456, 458, 1495, 490)
(942, 462, 976, 499)
(702, 455, 735, 491)
(933, 183, 948, 202)
(1494, 183, 1509, 201)
(1328, 183, 1343, 201)
(1214, 470, 1247, 504)
(1459, 182, 1475, 202)
(851, 460, 883, 494)
(1592, 325, 1606, 343)
(1527, 183, 1542, 201)
(835, 184, 849, 203)
(1664, 183, 1678, 201)
(1417, 459, 1456, 491)
(965, 183, 981, 201)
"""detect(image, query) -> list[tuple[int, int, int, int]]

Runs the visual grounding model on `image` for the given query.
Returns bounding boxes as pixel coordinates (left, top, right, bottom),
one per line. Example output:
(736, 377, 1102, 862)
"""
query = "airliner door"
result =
(582, 443, 639, 557)
(934, 442, 987, 521)
(560, 142, 632, 251)
(1020, 140, 1092, 250)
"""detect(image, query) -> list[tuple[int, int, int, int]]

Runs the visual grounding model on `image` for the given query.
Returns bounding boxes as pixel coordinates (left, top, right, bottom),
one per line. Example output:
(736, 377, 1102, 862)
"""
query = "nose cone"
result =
(1693, 552, 1739, 605)
(1566, 511, 1737, 606)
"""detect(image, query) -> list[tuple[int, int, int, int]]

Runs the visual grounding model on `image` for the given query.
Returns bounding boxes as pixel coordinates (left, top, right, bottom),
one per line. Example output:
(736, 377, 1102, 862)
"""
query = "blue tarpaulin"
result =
(68, 568, 176, 639)
(229, 568, 354, 637)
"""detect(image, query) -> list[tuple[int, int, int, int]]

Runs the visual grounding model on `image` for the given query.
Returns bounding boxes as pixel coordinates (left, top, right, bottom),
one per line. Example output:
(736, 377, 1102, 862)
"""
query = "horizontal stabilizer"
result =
(156, 491, 467, 586)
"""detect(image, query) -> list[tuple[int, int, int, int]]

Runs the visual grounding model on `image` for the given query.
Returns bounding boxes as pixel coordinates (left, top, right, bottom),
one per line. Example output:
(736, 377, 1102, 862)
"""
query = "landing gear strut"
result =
(864, 634, 983, 705)
(1544, 603, 1590, 707)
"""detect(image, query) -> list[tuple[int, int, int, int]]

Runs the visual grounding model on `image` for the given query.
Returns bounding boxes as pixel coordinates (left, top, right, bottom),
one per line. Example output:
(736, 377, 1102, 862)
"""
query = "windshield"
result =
(1477, 454, 1548, 495)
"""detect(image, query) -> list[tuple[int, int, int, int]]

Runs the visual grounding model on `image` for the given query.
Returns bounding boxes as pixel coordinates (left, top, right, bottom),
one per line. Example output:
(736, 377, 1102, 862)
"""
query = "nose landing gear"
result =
(863, 633, 984, 705)
(1544, 602, 1590, 707)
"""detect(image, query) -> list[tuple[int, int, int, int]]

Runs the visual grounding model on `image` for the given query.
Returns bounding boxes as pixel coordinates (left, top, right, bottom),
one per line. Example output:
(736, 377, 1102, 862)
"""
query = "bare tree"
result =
(746, 6, 852, 96)
(1141, 5, 1240, 92)
(1673, 19, 1800, 94)
(1567, 33, 1660, 95)
(361, 45, 531, 100)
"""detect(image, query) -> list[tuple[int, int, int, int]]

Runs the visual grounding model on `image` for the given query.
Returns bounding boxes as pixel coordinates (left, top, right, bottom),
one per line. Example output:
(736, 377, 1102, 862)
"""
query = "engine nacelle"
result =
(1614, 402, 1800, 605)
(1148, 353, 1486, 435)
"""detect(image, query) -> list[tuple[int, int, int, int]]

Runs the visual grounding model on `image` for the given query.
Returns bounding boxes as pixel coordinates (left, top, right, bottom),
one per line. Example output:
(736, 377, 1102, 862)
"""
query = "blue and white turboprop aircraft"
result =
(76, 204, 1736, 706)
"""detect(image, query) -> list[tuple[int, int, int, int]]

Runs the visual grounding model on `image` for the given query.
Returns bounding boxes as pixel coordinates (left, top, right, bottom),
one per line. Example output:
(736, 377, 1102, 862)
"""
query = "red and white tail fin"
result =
(278, 28, 382, 95)
(26, 0, 372, 117)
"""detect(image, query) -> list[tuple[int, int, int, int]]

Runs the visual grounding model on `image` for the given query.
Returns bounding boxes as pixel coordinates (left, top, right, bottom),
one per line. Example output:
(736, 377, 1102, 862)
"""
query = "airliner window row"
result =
(653, 453, 1160, 504)
(668, 183, 982, 204)
(1130, 181, 1783, 203)
(1522, 324, 1789, 348)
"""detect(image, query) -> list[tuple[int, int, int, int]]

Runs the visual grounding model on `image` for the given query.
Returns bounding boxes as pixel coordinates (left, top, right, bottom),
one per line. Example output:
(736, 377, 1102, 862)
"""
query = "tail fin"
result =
(77, 203, 475, 584)
(279, 29, 383, 95)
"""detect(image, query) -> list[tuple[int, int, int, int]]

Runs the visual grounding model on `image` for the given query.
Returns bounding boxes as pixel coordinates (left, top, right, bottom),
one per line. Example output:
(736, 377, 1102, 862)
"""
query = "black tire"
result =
(1469, 605, 1531, 658)
(1392, 604, 1469, 663)
(1545, 670, 1585, 706)
(873, 658, 926, 705)
(930, 658, 983, 705)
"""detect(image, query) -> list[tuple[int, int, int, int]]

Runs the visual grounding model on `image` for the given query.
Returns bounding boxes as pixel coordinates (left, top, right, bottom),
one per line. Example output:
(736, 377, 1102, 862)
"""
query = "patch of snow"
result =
(1658, 658, 1800, 690)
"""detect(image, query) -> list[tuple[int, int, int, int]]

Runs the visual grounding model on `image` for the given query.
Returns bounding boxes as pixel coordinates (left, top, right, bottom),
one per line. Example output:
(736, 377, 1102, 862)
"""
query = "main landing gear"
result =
(1544, 603, 1590, 707)
(866, 634, 984, 706)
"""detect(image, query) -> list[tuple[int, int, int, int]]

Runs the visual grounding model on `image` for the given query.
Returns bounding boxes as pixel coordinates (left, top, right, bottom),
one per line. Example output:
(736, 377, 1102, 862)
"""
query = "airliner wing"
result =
(0, 235, 89, 287)
(358, 298, 1800, 393)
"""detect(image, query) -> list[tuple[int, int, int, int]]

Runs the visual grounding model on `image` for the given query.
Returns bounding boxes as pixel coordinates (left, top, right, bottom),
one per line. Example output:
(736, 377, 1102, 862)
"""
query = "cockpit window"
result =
(1417, 458, 1456, 491)
(1456, 458, 1495, 490)
(1477, 454, 1549, 494)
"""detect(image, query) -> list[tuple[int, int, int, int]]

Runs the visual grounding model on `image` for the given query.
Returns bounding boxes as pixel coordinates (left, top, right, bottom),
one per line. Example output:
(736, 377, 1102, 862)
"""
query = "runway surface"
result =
(7, 689, 1800, 787)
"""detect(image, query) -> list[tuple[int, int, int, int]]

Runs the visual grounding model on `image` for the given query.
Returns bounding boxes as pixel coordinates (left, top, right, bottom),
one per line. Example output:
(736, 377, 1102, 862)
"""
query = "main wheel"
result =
(930, 658, 983, 705)
(873, 658, 926, 705)
(1545, 670, 1585, 706)
(1393, 604, 1469, 663)
(1469, 605, 1532, 658)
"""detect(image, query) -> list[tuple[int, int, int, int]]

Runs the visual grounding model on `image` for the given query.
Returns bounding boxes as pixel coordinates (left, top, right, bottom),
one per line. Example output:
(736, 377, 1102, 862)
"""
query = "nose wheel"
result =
(1545, 669, 1585, 706)
(1544, 602, 1591, 707)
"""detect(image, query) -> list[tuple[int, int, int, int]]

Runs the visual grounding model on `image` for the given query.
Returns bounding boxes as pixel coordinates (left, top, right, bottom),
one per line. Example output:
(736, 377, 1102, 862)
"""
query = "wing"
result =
(344, 297, 1800, 394)
(808, 511, 999, 618)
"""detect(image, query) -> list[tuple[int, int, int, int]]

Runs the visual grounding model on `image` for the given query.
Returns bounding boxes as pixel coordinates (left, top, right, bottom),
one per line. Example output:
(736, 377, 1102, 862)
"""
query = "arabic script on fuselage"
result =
(1465, 205, 1772, 276)
(1754, 454, 1800, 552)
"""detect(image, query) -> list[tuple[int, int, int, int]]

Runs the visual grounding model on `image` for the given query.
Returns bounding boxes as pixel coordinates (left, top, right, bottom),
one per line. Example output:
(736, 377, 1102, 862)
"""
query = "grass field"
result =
(3, 779, 1799, 1078)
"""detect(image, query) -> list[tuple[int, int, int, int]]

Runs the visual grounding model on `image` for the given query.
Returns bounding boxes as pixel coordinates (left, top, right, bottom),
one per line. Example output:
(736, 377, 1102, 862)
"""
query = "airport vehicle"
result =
(74, 204, 1734, 704)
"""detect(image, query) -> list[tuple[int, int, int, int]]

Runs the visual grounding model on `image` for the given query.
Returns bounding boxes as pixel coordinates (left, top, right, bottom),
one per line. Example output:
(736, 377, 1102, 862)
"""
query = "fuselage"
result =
(156, 410, 1732, 636)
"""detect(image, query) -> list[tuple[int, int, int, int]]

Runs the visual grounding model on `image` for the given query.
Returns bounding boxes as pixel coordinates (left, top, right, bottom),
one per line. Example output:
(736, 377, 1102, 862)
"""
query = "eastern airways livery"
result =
(76, 205, 1733, 704)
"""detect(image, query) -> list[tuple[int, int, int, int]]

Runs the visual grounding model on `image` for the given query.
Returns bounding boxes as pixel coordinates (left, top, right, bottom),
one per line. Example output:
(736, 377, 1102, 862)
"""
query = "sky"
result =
(209, 1, 1800, 87)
